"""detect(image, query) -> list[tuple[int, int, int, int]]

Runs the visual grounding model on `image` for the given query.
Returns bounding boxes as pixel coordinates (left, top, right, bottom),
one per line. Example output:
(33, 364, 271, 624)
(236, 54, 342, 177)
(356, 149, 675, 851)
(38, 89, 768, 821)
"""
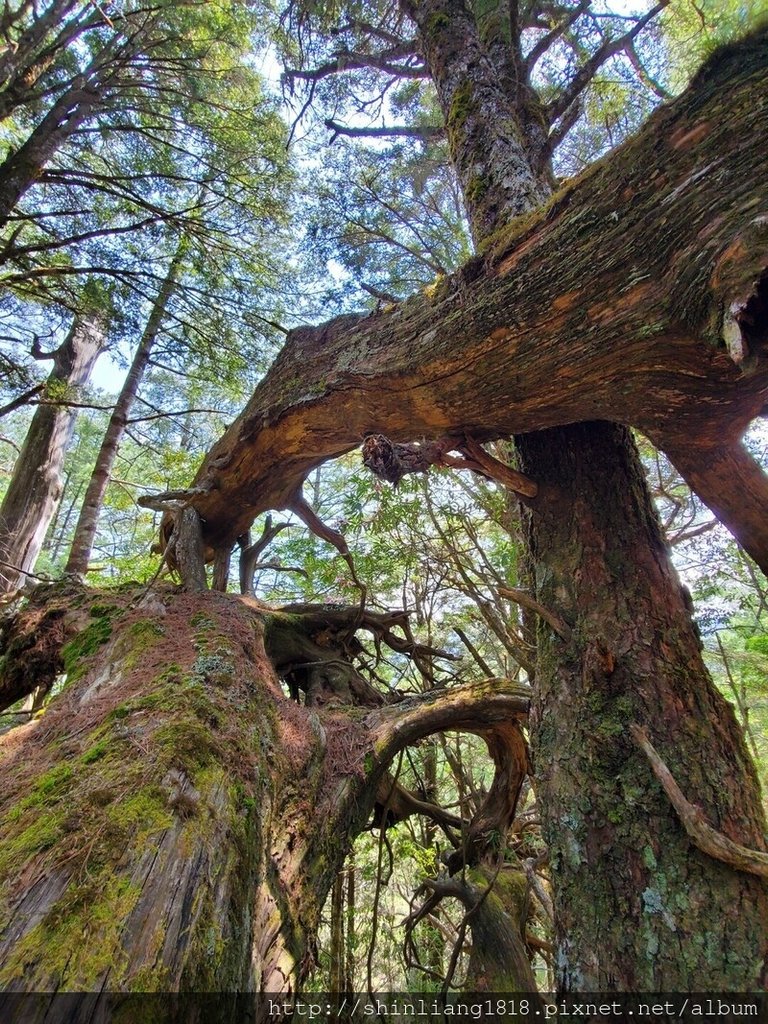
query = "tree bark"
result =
(0, 313, 105, 599)
(0, 584, 530, 1011)
(65, 248, 182, 576)
(517, 422, 768, 990)
(180, 31, 768, 574)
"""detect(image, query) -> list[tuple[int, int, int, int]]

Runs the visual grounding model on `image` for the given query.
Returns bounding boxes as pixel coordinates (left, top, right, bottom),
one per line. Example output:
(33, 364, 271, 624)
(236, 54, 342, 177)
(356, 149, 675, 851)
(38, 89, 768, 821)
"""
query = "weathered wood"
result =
(0, 583, 536, 1005)
(174, 507, 208, 592)
(182, 33, 768, 572)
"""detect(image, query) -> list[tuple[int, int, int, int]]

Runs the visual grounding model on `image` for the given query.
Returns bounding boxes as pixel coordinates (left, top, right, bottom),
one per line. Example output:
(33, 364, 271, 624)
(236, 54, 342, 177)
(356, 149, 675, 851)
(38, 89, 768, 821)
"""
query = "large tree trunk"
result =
(0, 584, 530, 1012)
(0, 78, 99, 229)
(65, 248, 182, 575)
(517, 422, 768, 990)
(0, 313, 105, 599)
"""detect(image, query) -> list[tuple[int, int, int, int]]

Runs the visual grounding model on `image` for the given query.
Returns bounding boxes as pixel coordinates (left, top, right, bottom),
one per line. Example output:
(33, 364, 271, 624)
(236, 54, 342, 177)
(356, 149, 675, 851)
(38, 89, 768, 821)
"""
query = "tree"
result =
(172, 13, 768, 989)
(63, 244, 184, 576)
(0, 4, 767, 1009)
(0, 311, 104, 597)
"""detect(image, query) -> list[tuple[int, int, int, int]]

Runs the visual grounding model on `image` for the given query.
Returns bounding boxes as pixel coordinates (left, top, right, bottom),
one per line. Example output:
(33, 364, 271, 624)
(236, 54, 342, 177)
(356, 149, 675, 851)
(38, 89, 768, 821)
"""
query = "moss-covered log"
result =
(0, 585, 530, 1011)
(173, 31, 768, 572)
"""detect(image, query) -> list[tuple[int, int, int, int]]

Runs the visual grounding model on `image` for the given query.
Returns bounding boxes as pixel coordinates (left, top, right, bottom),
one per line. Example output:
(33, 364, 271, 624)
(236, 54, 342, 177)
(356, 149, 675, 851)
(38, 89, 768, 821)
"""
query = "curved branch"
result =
(181, 35, 768, 574)
(367, 678, 530, 769)
(630, 725, 768, 878)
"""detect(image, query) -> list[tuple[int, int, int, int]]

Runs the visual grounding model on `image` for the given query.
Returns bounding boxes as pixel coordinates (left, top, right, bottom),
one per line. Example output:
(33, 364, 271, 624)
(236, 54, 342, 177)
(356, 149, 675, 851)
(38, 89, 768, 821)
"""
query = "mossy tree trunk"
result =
(517, 422, 768, 990)
(0, 584, 530, 1009)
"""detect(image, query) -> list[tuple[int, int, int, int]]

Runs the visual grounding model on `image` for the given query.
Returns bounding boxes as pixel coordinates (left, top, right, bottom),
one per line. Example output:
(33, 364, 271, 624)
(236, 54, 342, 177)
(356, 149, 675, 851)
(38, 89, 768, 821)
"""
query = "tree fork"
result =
(0, 585, 531, 1005)
(176, 31, 768, 573)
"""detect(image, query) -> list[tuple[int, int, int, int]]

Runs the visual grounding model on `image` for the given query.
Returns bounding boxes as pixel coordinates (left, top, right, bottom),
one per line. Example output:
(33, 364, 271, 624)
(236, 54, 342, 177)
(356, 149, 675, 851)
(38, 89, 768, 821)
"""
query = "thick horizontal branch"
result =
(184, 31, 768, 572)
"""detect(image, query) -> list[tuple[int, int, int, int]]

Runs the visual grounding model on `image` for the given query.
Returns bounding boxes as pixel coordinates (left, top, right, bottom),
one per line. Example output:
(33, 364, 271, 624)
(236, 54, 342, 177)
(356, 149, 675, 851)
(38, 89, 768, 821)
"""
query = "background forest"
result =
(0, 0, 766, 999)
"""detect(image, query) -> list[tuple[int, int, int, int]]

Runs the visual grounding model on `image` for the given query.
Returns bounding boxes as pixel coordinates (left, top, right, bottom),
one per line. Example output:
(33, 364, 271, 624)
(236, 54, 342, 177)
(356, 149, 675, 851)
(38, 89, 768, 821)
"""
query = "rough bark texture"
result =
(0, 584, 530, 1008)
(182, 32, 768, 574)
(402, 0, 551, 243)
(0, 314, 105, 598)
(517, 422, 768, 990)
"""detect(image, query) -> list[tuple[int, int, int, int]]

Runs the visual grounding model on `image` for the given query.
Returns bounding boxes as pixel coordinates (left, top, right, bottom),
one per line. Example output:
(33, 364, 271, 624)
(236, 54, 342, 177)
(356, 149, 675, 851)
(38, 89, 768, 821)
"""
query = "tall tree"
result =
(63, 244, 184, 576)
(171, 12, 768, 990)
(0, 311, 104, 597)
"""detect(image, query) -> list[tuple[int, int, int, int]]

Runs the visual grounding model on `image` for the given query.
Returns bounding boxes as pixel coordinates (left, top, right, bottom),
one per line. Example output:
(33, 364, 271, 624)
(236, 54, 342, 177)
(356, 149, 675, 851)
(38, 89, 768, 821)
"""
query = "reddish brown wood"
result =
(182, 34, 768, 572)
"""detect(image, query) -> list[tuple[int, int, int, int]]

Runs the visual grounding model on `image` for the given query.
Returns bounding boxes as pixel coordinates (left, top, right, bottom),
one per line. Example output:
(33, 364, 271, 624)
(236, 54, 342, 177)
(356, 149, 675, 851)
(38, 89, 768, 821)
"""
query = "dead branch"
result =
(137, 486, 210, 512)
(324, 118, 444, 142)
(361, 433, 538, 497)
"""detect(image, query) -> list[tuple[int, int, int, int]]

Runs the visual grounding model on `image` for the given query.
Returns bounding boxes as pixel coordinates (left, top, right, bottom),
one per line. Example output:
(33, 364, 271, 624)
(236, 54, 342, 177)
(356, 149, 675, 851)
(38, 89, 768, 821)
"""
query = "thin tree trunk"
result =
(0, 313, 105, 598)
(65, 249, 183, 575)
(329, 869, 345, 993)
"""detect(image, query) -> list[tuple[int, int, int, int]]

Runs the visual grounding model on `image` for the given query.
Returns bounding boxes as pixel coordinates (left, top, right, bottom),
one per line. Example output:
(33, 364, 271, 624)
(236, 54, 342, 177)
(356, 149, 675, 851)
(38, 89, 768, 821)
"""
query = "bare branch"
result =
(525, 0, 591, 73)
(546, 1, 670, 125)
(497, 585, 571, 640)
(324, 118, 444, 143)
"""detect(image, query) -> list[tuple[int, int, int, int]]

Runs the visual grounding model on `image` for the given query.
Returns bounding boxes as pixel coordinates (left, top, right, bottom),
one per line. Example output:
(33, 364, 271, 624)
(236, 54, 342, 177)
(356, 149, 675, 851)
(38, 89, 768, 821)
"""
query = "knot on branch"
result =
(362, 434, 451, 485)
(362, 433, 538, 497)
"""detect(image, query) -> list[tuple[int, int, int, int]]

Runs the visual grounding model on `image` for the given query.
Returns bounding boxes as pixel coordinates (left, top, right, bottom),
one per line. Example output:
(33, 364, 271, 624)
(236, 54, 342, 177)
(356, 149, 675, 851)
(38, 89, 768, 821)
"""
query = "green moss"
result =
(0, 875, 141, 988)
(190, 611, 216, 630)
(61, 616, 112, 679)
(30, 762, 74, 798)
(447, 80, 474, 140)
(424, 11, 450, 34)
(80, 737, 110, 764)
(642, 845, 658, 870)
(89, 603, 118, 619)
(466, 173, 488, 205)
(0, 809, 66, 876)
(153, 719, 219, 771)
(104, 788, 174, 844)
